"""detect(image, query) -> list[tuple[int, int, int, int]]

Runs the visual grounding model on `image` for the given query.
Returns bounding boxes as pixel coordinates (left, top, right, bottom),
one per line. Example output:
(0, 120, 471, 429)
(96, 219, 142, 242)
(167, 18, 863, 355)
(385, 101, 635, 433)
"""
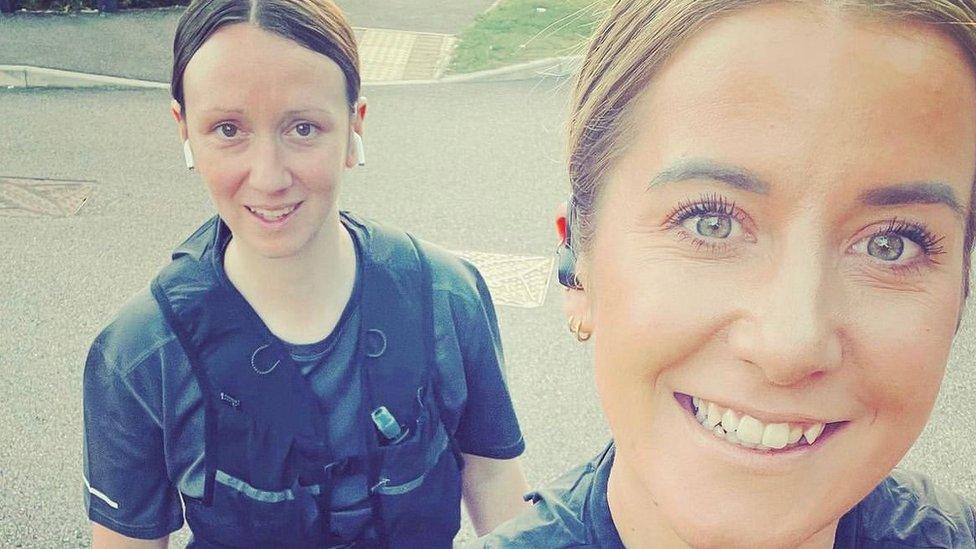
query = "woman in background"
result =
(83, 0, 528, 546)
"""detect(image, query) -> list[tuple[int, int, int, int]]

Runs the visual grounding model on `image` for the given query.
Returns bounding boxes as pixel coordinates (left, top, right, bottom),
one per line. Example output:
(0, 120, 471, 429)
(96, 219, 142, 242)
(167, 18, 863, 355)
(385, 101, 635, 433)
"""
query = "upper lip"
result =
(689, 394, 842, 425)
(246, 202, 301, 210)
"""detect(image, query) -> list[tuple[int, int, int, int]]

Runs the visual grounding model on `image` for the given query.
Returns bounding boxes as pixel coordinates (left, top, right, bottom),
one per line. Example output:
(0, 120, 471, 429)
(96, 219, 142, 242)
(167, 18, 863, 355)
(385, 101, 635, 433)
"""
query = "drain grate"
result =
(0, 176, 94, 217)
(454, 251, 554, 309)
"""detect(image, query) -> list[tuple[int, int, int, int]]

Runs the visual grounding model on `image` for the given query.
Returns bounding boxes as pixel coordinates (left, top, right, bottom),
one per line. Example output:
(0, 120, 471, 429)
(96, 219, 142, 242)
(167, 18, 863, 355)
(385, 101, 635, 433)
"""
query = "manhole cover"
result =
(0, 176, 94, 217)
(453, 251, 554, 308)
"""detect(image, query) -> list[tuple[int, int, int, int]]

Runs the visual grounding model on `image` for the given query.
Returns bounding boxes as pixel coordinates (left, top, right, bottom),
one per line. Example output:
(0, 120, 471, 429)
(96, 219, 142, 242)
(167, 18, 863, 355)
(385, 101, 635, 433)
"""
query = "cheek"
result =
(287, 137, 349, 191)
(588, 228, 741, 387)
(197, 156, 247, 200)
(848, 290, 957, 420)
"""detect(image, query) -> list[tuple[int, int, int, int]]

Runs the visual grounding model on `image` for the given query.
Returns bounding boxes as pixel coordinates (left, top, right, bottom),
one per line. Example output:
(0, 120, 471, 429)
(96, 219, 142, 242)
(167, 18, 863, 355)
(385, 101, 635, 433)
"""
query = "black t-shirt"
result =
(477, 442, 976, 548)
(83, 213, 525, 540)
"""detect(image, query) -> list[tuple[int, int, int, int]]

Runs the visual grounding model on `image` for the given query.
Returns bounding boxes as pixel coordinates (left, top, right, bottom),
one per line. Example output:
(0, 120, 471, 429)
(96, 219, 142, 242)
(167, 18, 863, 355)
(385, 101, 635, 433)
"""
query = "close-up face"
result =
(584, 4, 976, 547)
(174, 23, 362, 259)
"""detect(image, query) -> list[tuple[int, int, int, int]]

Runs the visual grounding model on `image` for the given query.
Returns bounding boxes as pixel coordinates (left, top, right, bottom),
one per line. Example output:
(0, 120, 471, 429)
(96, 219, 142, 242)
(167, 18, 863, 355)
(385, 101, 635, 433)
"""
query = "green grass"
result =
(448, 0, 609, 74)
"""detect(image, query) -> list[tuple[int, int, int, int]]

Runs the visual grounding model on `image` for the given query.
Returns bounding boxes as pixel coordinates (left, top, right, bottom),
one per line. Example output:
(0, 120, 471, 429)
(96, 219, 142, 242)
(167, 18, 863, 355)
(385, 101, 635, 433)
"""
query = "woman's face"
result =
(584, 4, 975, 547)
(174, 23, 362, 259)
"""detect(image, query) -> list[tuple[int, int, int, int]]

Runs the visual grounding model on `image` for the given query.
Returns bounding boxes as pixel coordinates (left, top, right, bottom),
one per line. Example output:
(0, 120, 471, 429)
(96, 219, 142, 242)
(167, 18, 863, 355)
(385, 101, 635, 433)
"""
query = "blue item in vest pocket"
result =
(372, 406, 409, 445)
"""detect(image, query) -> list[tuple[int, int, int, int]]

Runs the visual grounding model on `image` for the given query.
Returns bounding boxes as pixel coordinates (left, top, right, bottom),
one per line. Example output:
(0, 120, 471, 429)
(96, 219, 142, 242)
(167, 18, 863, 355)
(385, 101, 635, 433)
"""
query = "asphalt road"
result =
(1, 78, 974, 546)
(0, 1, 494, 82)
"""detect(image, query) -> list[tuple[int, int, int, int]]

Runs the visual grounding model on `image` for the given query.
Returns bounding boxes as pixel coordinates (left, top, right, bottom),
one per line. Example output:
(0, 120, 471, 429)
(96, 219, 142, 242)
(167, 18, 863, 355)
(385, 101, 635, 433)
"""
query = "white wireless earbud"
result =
(183, 140, 195, 170)
(352, 133, 366, 166)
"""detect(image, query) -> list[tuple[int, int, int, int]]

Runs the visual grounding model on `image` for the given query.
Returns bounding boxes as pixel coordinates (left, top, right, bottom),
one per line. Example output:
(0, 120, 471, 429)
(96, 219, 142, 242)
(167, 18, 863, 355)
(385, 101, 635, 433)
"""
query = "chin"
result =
(666, 508, 830, 549)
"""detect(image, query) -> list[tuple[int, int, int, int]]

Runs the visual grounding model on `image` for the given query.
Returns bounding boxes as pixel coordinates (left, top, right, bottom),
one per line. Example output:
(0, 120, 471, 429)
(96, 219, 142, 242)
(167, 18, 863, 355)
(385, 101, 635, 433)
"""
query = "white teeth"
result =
(788, 426, 803, 444)
(761, 423, 790, 450)
(736, 415, 765, 445)
(692, 396, 827, 452)
(721, 409, 741, 432)
(247, 204, 297, 220)
(804, 423, 825, 445)
(705, 402, 723, 429)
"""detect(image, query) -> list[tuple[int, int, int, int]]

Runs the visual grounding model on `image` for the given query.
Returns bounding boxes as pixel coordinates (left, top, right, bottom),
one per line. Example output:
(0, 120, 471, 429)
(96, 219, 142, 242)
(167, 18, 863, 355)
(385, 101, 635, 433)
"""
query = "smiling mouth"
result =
(675, 393, 844, 453)
(245, 202, 301, 222)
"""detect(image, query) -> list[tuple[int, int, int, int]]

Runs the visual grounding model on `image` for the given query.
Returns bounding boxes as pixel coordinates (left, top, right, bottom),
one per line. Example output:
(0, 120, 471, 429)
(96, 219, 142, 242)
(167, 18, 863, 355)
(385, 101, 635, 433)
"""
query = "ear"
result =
(171, 99, 188, 142)
(346, 96, 368, 168)
(555, 201, 570, 243)
(562, 277, 595, 340)
(555, 201, 595, 338)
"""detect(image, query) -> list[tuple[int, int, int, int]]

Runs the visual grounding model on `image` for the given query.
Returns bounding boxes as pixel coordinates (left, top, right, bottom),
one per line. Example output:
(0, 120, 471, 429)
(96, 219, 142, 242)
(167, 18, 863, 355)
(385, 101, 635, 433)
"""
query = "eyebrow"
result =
(859, 182, 965, 219)
(648, 159, 769, 194)
(199, 108, 335, 117)
(649, 159, 965, 219)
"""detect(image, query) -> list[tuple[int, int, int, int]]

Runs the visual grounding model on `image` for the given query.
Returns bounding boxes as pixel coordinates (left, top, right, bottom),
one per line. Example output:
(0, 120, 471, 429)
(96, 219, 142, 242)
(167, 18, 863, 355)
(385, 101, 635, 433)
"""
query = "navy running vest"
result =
(150, 214, 463, 548)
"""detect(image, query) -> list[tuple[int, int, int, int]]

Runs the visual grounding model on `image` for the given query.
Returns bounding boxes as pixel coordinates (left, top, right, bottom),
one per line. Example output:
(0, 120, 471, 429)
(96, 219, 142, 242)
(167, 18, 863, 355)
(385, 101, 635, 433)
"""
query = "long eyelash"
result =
(873, 218, 946, 258)
(664, 193, 739, 228)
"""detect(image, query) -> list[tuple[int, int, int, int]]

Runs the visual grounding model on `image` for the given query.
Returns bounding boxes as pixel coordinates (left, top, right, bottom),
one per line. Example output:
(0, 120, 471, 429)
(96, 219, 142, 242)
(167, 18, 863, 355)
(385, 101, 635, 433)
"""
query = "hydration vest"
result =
(150, 213, 463, 548)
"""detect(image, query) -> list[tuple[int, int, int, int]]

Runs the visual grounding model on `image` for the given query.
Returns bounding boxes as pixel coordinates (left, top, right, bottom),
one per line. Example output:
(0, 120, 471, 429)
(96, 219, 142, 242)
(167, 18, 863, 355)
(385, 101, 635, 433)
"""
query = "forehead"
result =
(630, 3, 976, 206)
(182, 23, 348, 114)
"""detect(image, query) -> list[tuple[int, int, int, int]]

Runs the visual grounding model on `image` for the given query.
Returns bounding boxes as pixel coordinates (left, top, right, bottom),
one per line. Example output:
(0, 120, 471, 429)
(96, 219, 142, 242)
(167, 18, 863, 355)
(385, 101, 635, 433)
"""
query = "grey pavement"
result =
(2, 77, 976, 547)
(0, 1, 492, 82)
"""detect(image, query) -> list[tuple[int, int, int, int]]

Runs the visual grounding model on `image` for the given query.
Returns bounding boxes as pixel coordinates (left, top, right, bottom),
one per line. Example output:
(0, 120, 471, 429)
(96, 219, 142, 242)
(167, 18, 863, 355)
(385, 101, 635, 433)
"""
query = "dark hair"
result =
(171, 0, 360, 110)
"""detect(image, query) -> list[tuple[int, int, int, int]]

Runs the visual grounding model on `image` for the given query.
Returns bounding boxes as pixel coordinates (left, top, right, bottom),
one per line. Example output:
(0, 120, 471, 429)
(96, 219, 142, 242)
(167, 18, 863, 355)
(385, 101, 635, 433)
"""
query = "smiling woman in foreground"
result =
(480, 0, 976, 547)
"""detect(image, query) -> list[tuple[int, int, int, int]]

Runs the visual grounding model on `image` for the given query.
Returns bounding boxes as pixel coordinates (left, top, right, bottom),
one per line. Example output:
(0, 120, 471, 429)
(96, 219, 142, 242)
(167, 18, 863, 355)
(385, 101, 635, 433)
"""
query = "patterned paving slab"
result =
(454, 251, 554, 309)
(0, 176, 94, 217)
(354, 27, 456, 83)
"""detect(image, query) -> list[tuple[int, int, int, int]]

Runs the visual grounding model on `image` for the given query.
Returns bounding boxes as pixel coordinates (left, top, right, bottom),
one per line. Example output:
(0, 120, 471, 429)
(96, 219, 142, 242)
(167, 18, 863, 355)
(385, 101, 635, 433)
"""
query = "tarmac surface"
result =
(0, 0, 494, 82)
(2, 76, 976, 547)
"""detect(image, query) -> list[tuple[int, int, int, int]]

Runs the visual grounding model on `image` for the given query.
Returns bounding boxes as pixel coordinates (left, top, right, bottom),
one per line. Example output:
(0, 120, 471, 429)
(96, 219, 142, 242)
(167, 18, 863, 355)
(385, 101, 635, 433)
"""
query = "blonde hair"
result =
(568, 0, 976, 293)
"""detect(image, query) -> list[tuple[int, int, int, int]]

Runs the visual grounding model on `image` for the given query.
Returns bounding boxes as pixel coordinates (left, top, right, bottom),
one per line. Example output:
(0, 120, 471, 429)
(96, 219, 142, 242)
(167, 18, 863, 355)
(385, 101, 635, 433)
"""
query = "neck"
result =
(607, 456, 839, 549)
(223, 212, 356, 343)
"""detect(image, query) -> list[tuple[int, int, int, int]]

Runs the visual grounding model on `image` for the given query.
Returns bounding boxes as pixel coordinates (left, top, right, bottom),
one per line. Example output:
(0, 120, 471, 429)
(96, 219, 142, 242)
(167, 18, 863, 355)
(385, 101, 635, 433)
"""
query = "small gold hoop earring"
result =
(568, 316, 592, 342)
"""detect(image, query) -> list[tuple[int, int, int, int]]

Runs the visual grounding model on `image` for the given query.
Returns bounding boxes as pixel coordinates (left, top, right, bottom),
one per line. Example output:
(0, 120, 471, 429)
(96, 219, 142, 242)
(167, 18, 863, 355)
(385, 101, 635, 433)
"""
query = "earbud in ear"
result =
(352, 133, 366, 166)
(183, 140, 195, 170)
(557, 197, 583, 290)
(557, 242, 582, 290)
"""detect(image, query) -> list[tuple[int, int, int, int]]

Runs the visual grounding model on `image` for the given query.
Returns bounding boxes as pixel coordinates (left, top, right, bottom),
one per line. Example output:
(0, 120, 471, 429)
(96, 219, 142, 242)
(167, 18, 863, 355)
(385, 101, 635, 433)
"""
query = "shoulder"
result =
(418, 239, 488, 301)
(475, 445, 615, 548)
(343, 212, 490, 306)
(848, 469, 976, 547)
(87, 287, 177, 380)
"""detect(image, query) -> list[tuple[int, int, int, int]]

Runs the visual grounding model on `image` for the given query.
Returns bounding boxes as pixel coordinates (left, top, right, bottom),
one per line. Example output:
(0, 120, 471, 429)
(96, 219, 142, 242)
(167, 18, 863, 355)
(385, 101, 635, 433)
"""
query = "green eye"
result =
(696, 214, 732, 238)
(866, 234, 904, 261)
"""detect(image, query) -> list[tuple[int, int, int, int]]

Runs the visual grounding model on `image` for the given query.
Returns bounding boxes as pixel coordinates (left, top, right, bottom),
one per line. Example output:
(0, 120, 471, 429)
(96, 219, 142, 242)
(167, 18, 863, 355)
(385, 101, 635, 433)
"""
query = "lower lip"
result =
(673, 392, 847, 471)
(246, 202, 302, 228)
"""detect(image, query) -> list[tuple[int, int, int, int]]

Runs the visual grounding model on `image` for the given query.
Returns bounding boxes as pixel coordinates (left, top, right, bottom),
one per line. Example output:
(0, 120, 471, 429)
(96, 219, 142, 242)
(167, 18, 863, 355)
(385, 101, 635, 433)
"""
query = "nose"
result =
(727, 223, 844, 386)
(246, 136, 292, 194)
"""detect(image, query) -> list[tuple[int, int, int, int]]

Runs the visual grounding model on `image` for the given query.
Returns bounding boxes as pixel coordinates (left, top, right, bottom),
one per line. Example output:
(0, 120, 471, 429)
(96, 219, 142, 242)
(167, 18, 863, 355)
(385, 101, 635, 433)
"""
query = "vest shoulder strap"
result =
(348, 214, 437, 426)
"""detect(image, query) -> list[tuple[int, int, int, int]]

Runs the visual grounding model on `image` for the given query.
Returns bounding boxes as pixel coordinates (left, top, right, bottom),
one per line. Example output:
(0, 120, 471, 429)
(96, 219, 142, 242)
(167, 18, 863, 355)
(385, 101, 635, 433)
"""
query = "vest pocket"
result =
(190, 402, 328, 545)
(371, 388, 450, 496)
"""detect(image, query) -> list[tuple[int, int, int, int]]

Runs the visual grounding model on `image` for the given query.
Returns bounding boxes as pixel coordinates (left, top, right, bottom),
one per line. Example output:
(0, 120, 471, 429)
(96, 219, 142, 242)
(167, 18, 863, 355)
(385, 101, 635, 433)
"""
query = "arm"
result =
(461, 454, 531, 536)
(92, 524, 168, 549)
(83, 315, 185, 544)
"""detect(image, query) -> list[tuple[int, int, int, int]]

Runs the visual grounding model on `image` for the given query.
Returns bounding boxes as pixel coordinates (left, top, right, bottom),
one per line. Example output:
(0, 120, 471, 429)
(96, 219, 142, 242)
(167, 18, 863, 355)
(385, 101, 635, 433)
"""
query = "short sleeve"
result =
(82, 338, 184, 539)
(448, 267, 525, 459)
